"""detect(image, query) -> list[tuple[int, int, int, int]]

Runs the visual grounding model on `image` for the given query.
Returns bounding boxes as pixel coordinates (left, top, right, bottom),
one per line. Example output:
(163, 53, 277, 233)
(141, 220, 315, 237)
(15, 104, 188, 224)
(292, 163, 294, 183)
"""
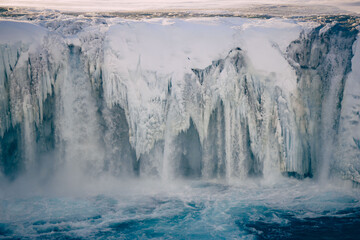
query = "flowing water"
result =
(1, 178, 360, 239)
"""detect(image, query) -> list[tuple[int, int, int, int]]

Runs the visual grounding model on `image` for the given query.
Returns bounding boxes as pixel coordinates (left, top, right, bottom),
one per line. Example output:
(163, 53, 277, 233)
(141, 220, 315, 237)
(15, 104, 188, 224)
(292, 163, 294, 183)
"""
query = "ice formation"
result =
(0, 15, 359, 184)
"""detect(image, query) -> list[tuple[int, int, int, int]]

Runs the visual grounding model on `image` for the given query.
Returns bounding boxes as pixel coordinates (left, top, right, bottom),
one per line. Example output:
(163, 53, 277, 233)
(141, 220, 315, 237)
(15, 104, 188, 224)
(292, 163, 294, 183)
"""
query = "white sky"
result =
(0, 0, 359, 13)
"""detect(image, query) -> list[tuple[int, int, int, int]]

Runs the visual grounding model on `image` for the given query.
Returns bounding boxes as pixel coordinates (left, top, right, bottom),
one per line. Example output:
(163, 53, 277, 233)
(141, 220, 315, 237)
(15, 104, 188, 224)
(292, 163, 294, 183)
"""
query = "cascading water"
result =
(0, 8, 360, 239)
(57, 44, 105, 176)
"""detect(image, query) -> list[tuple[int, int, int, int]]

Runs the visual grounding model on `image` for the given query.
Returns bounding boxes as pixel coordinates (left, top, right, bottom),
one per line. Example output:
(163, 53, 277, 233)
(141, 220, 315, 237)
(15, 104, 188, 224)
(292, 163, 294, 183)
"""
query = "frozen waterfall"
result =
(0, 16, 359, 184)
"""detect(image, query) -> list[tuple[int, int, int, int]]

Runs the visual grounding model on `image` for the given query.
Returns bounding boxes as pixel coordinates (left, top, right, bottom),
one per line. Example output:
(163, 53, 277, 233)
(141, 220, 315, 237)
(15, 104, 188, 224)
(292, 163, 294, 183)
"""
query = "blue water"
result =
(1, 179, 360, 239)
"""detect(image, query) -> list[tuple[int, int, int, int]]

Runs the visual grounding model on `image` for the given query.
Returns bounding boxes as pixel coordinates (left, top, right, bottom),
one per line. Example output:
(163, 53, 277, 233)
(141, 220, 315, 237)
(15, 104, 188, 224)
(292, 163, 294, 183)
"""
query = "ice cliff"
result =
(0, 16, 359, 183)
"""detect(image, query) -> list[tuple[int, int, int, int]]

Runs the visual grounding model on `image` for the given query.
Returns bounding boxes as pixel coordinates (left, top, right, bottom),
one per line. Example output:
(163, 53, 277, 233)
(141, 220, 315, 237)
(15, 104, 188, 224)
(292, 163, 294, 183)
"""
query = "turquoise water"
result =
(1, 179, 360, 239)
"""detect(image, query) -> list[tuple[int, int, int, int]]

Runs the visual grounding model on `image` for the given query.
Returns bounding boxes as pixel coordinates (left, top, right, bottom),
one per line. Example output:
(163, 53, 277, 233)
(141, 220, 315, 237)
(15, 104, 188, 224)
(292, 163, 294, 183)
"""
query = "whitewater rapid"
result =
(1, 177, 360, 239)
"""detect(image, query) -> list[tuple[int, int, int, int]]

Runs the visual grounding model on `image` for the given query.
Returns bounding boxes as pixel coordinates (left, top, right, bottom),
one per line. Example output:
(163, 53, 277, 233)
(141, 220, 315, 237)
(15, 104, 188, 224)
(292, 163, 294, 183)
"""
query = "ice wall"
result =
(287, 23, 359, 180)
(0, 21, 65, 178)
(337, 32, 360, 183)
(0, 17, 358, 183)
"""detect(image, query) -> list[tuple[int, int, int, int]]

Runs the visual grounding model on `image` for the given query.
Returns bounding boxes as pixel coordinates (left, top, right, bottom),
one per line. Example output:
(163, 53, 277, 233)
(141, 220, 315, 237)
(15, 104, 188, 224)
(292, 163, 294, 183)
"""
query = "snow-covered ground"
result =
(0, 0, 360, 14)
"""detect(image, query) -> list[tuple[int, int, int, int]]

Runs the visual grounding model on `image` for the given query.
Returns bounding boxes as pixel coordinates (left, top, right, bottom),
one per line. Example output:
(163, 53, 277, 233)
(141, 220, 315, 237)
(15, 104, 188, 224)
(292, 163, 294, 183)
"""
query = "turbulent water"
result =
(0, 7, 360, 239)
(1, 179, 360, 239)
